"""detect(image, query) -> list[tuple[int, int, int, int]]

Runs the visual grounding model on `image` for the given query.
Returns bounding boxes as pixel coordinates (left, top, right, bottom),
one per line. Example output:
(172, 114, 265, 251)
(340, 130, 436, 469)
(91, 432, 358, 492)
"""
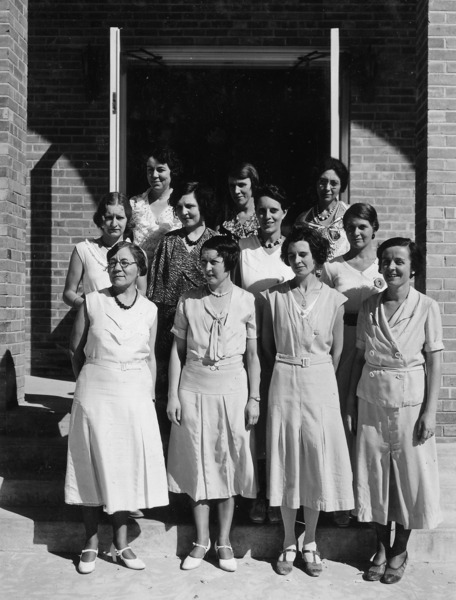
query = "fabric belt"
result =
(275, 353, 332, 368)
(85, 358, 145, 371)
(187, 355, 243, 371)
(365, 363, 424, 374)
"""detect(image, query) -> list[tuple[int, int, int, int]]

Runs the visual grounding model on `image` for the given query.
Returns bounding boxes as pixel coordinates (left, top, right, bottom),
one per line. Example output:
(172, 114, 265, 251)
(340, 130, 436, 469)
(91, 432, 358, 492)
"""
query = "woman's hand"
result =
(345, 394, 358, 435)
(416, 410, 436, 445)
(245, 398, 260, 430)
(167, 395, 181, 426)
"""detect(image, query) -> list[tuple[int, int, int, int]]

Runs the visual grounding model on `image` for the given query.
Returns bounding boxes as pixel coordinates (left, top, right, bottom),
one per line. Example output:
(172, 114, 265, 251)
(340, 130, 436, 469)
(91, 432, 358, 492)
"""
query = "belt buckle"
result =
(301, 357, 310, 368)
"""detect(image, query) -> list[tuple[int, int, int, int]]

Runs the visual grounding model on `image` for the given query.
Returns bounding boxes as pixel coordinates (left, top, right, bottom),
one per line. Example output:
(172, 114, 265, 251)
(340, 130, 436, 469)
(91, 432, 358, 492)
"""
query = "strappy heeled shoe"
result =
(302, 548, 322, 577)
(182, 540, 211, 570)
(110, 543, 145, 570)
(275, 546, 296, 576)
(77, 548, 98, 574)
(215, 542, 237, 572)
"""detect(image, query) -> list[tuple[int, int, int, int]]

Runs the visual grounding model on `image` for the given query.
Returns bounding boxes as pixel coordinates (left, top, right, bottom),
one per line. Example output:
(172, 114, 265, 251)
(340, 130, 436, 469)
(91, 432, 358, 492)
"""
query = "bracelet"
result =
(249, 396, 261, 403)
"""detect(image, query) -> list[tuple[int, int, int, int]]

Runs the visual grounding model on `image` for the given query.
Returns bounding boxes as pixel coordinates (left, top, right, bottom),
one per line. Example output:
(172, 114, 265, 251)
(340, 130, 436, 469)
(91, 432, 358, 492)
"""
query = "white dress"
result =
(75, 239, 112, 293)
(65, 290, 169, 514)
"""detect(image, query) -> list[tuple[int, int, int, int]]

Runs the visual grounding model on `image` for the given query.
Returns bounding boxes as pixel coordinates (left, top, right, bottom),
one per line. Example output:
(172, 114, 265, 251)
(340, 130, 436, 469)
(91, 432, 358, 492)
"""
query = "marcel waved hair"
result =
(200, 235, 240, 271)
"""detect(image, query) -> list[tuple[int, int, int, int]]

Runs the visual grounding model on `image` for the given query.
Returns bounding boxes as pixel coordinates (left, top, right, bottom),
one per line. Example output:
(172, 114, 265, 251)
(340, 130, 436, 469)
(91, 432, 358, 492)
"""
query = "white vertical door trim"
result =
(109, 27, 121, 191)
(330, 28, 340, 159)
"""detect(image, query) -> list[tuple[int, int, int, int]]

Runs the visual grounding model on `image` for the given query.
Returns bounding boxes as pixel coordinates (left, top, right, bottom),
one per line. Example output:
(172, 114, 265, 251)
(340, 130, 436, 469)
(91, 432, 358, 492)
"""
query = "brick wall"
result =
(0, 0, 28, 408)
(423, 0, 456, 440)
(27, 1, 418, 380)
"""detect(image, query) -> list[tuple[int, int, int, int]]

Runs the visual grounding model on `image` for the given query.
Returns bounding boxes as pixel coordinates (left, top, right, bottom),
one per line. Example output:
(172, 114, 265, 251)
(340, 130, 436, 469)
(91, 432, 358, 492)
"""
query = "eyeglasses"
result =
(318, 178, 340, 189)
(107, 259, 137, 270)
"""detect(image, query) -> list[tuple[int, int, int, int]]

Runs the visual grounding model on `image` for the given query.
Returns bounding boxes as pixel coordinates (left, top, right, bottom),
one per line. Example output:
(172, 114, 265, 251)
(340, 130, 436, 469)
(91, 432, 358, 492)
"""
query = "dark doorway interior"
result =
(126, 65, 330, 211)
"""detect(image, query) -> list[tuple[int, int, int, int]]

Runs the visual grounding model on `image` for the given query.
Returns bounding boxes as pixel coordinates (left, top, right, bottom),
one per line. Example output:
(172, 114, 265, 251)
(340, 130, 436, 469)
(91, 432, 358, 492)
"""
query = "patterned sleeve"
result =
(424, 299, 445, 353)
(356, 299, 368, 350)
(170, 296, 188, 340)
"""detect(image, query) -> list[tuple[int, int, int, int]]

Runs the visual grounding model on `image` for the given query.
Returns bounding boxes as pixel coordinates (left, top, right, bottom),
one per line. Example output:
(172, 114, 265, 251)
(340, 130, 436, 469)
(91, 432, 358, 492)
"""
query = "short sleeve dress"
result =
(64, 290, 169, 514)
(263, 281, 354, 511)
(320, 257, 385, 415)
(354, 287, 444, 529)
(167, 285, 258, 501)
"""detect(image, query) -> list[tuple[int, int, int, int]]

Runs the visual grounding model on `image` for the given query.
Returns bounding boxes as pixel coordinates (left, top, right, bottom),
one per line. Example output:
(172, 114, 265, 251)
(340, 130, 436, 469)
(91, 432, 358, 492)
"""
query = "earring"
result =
(372, 234, 376, 239)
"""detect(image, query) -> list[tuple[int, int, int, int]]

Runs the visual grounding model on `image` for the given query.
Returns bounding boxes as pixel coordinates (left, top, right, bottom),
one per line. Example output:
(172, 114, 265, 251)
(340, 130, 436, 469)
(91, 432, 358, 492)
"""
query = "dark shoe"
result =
(275, 547, 296, 576)
(302, 549, 322, 577)
(249, 497, 267, 524)
(333, 510, 351, 528)
(268, 505, 282, 524)
(381, 552, 408, 584)
(364, 560, 387, 581)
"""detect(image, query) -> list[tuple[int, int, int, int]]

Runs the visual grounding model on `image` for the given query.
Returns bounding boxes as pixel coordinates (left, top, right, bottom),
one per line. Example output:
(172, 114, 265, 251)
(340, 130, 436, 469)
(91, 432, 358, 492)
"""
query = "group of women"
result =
(62, 150, 443, 585)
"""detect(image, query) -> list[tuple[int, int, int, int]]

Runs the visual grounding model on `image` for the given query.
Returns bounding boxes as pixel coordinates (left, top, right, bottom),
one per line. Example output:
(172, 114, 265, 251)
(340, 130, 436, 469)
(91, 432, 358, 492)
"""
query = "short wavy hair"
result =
(254, 183, 290, 210)
(144, 146, 183, 178)
(169, 180, 217, 223)
(313, 156, 349, 193)
(106, 241, 148, 277)
(377, 237, 424, 278)
(93, 192, 133, 240)
(227, 161, 260, 193)
(200, 235, 240, 272)
(281, 225, 330, 267)
(343, 202, 379, 232)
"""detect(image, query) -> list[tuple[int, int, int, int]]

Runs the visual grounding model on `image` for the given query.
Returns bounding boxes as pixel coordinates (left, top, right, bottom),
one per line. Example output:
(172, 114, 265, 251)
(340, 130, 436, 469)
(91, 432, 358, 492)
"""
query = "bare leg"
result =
(216, 497, 235, 559)
(189, 499, 211, 558)
(112, 511, 136, 559)
(373, 522, 391, 565)
(389, 522, 411, 568)
(80, 506, 100, 562)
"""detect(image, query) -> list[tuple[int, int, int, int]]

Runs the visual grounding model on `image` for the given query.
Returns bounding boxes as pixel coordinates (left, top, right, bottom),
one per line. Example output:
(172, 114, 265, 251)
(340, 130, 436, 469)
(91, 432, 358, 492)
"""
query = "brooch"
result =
(374, 278, 384, 289)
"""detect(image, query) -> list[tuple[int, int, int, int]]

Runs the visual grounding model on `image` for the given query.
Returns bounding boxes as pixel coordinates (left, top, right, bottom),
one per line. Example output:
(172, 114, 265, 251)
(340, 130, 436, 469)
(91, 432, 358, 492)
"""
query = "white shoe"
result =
(181, 541, 211, 570)
(110, 544, 145, 570)
(77, 548, 98, 574)
(215, 543, 237, 572)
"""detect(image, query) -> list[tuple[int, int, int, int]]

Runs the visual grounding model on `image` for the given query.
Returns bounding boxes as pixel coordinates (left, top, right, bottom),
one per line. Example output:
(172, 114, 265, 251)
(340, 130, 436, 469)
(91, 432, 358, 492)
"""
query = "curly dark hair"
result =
(93, 192, 134, 240)
(313, 157, 349, 193)
(200, 235, 240, 272)
(254, 183, 290, 210)
(106, 241, 148, 277)
(343, 202, 379, 232)
(377, 237, 424, 278)
(281, 225, 330, 267)
(144, 146, 183, 178)
(168, 181, 217, 223)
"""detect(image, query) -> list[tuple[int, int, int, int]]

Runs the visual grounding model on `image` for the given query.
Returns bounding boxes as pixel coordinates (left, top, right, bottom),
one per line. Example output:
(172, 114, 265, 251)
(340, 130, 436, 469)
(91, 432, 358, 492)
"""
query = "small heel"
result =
(110, 543, 145, 570)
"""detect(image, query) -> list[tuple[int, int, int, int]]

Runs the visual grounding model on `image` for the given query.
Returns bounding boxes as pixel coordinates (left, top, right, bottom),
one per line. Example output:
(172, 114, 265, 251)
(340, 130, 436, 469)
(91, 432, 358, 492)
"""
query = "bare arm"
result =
(146, 313, 158, 388)
(69, 301, 89, 379)
(166, 336, 186, 426)
(245, 337, 261, 430)
(330, 305, 345, 371)
(63, 248, 84, 309)
(416, 350, 442, 444)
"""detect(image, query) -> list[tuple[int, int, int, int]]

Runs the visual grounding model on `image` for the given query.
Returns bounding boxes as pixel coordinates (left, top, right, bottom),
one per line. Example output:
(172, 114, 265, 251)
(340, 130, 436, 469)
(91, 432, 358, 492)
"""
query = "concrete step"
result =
(0, 505, 454, 562)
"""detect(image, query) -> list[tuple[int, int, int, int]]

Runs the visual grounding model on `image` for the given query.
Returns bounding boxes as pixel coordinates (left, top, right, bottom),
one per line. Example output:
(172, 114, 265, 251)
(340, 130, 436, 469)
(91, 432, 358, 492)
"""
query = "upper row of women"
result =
(62, 150, 443, 586)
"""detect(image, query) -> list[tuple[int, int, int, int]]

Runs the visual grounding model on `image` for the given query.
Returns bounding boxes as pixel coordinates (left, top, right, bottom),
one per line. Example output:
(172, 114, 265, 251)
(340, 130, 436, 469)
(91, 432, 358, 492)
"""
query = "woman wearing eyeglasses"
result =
(65, 241, 168, 574)
(295, 157, 350, 260)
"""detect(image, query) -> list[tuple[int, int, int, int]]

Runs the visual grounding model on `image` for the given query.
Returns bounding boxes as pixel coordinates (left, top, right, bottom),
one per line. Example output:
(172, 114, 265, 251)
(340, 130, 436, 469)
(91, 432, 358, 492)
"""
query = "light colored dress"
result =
(263, 282, 354, 511)
(238, 235, 294, 296)
(355, 287, 443, 529)
(65, 290, 168, 514)
(75, 239, 112, 293)
(321, 257, 385, 416)
(167, 285, 258, 501)
(130, 189, 181, 261)
(295, 201, 350, 259)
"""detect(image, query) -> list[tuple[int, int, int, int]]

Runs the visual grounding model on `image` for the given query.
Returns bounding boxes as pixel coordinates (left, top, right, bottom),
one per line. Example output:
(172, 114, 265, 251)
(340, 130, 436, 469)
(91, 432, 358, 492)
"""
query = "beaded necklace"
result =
(111, 289, 138, 310)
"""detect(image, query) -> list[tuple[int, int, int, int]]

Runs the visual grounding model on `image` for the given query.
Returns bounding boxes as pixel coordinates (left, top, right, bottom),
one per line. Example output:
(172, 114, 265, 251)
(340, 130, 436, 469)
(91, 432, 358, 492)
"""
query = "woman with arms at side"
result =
(63, 192, 146, 309)
(347, 237, 443, 584)
(295, 157, 350, 260)
(261, 225, 353, 577)
(320, 203, 385, 527)
(167, 236, 260, 573)
(65, 242, 168, 574)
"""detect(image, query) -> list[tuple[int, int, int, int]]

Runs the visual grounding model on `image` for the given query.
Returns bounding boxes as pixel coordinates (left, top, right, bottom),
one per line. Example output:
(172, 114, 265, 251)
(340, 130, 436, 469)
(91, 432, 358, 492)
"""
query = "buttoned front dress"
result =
(65, 290, 169, 514)
(263, 282, 354, 511)
(355, 288, 443, 529)
(167, 285, 258, 501)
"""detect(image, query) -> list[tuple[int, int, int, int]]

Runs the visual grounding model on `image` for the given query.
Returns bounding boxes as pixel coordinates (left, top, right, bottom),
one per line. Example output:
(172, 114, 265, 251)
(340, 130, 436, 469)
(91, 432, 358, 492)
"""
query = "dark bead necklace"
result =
(185, 228, 206, 247)
(258, 231, 283, 248)
(111, 289, 138, 310)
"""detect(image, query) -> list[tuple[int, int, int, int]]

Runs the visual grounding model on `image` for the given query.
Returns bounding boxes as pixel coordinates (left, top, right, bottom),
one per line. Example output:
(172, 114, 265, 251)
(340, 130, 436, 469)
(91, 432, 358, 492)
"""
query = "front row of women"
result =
(64, 228, 442, 585)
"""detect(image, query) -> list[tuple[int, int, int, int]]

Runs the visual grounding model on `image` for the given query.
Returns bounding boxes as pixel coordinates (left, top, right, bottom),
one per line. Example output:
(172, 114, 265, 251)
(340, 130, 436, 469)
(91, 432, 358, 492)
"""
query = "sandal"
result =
(381, 552, 408, 584)
(364, 560, 387, 581)
(302, 549, 322, 577)
(275, 547, 296, 576)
